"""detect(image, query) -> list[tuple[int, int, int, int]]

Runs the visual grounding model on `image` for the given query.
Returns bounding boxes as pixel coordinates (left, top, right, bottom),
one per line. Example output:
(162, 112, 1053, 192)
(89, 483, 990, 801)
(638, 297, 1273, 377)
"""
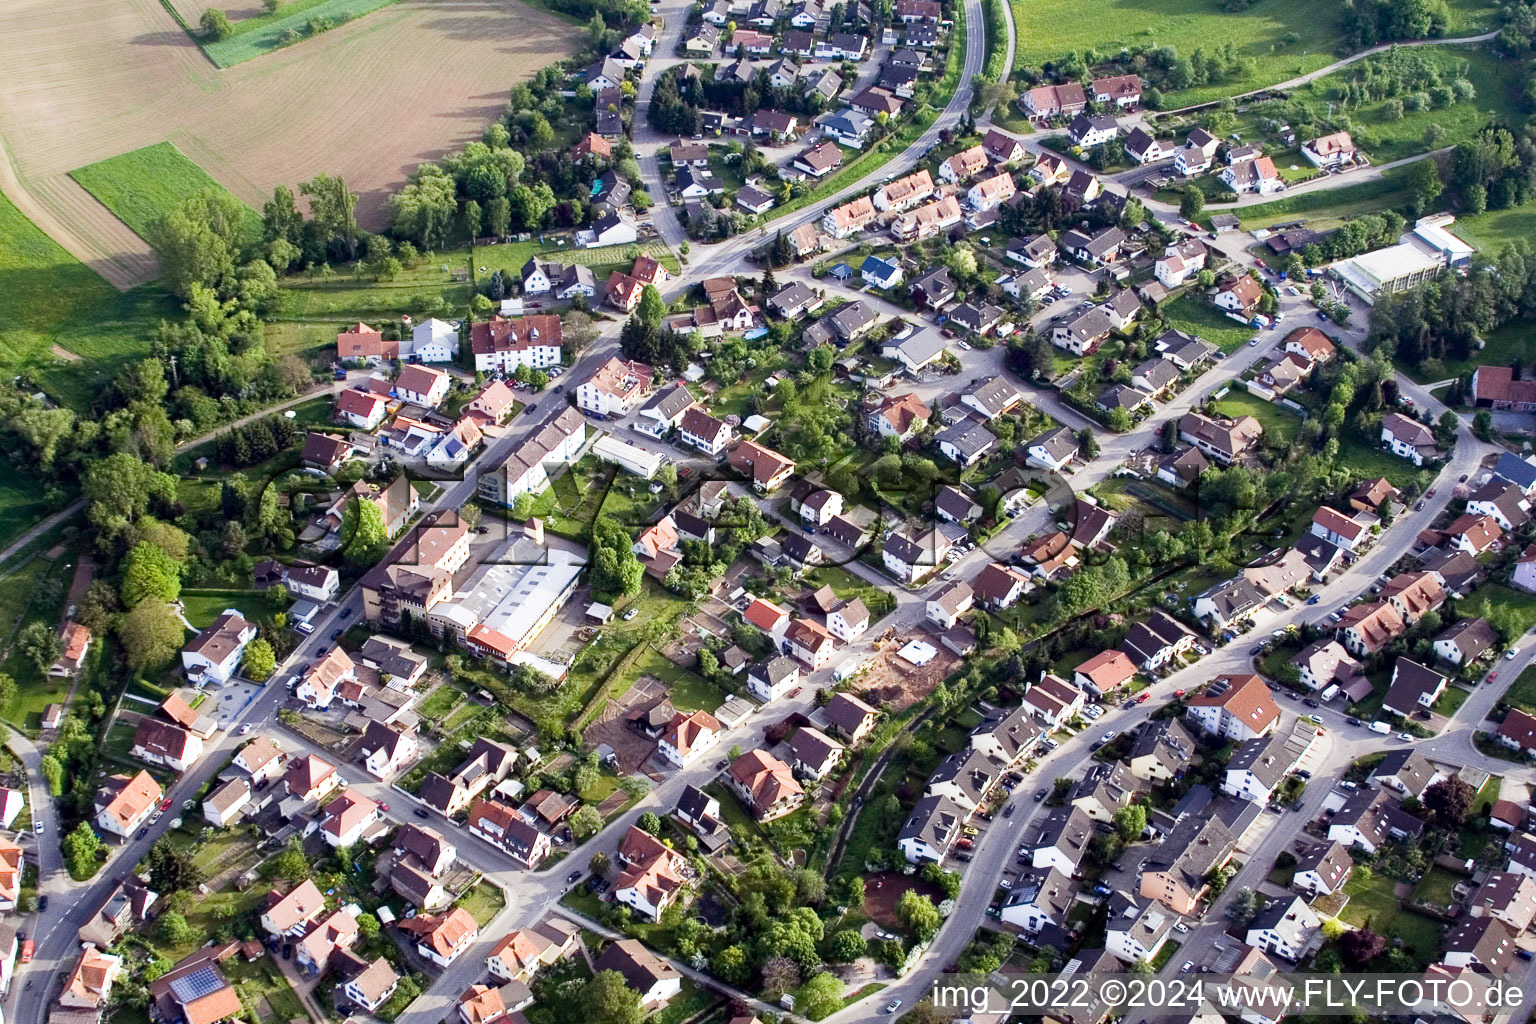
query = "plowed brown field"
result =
(0, 0, 575, 288)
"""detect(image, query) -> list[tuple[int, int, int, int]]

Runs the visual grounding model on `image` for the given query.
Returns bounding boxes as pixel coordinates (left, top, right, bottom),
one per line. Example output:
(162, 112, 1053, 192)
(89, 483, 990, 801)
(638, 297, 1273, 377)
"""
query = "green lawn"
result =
(1456, 585, 1536, 644)
(69, 143, 261, 247)
(1232, 167, 1414, 231)
(224, 957, 308, 1023)
(801, 564, 898, 621)
(455, 880, 507, 928)
(0, 553, 75, 733)
(1213, 389, 1302, 444)
(199, 0, 406, 67)
(628, 648, 725, 713)
(1446, 205, 1536, 255)
(1503, 664, 1536, 714)
(1340, 871, 1444, 967)
(180, 589, 272, 630)
(1337, 431, 1425, 487)
(1424, 315, 1536, 381)
(1411, 866, 1462, 906)
(1292, 47, 1522, 165)
(0, 191, 176, 415)
(1161, 293, 1254, 352)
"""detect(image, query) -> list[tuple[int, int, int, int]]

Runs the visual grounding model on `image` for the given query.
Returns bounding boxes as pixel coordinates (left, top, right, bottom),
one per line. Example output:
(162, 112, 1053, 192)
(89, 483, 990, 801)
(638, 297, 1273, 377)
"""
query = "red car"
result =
(956, 837, 975, 850)
(160, 798, 173, 811)
(1173, 689, 1186, 697)
(787, 687, 803, 698)
(379, 802, 391, 813)
(1135, 692, 1150, 704)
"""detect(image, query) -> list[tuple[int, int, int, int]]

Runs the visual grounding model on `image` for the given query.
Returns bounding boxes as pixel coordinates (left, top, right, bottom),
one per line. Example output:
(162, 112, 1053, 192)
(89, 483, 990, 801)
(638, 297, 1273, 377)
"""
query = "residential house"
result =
(93, 769, 161, 838)
(615, 825, 690, 920)
(1179, 411, 1263, 464)
(726, 750, 805, 820)
(678, 406, 734, 456)
(1381, 412, 1441, 465)
(824, 692, 878, 743)
(789, 727, 844, 780)
(1337, 600, 1406, 656)
(659, 710, 722, 767)
(1293, 842, 1353, 897)
(181, 610, 257, 686)
(467, 800, 549, 867)
(1175, 128, 1219, 175)
(399, 908, 479, 968)
(1140, 816, 1236, 915)
(1073, 649, 1138, 697)
(926, 581, 974, 629)
(321, 792, 381, 848)
(593, 940, 682, 1009)
(1221, 156, 1282, 195)
(1302, 131, 1356, 169)
(1291, 639, 1362, 692)
(1020, 82, 1087, 118)
(1185, 674, 1279, 742)
(1246, 896, 1321, 962)
(1381, 658, 1448, 718)
(939, 144, 987, 183)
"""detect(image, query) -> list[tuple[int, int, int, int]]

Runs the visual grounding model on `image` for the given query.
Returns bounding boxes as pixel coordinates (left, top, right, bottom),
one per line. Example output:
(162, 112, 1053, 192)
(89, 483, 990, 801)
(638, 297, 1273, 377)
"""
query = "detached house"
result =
(1185, 674, 1279, 742)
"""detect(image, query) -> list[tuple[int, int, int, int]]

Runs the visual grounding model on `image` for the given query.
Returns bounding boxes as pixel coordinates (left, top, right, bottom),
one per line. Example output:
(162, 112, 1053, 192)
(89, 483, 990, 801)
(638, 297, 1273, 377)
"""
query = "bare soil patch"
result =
(48, 345, 83, 363)
(851, 633, 960, 712)
(0, 0, 576, 284)
(862, 871, 945, 929)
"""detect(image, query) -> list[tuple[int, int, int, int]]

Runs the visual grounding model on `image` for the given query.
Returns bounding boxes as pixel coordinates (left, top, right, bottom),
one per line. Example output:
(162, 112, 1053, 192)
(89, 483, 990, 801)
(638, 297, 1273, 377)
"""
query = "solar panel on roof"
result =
(169, 966, 224, 1002)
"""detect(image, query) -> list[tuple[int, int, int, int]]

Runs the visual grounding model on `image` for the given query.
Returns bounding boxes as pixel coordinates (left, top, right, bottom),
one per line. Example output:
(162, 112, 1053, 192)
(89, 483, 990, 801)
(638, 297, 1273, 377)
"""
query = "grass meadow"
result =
(1294, 47, 1522, 165)
(70, 142, 262, 246)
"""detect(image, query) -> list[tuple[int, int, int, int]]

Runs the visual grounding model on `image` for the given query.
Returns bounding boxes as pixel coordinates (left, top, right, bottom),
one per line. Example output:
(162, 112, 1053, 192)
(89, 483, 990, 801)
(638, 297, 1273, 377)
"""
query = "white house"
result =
(360, 721, 418, 779)
(180, 611, 257, 686)
(1155, 238, 1206, 288)
(394, 364, 450, 408)
(1175, 128, 1219, 176)
(746, 656, 800, 702)
(1221, 156, 1282, 195)
(658, 710, 721, 767)
(321, 792, 381, 848)
(410, 319, 459, 363)
(1026, 426, 1078, 471)
(1246, 897, 1321, 962)
(1380, 412, 1440, 466)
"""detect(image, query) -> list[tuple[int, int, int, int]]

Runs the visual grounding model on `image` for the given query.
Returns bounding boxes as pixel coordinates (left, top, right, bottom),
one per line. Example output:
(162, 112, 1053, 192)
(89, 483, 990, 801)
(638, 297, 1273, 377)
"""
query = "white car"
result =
(1508, 647, 1522, 660)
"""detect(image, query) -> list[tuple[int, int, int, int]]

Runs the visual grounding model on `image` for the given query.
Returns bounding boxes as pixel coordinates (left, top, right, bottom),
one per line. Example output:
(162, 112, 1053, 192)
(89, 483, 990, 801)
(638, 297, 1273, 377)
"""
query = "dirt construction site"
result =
(0, 0, 576, 288)
(847, 628, 960, 713)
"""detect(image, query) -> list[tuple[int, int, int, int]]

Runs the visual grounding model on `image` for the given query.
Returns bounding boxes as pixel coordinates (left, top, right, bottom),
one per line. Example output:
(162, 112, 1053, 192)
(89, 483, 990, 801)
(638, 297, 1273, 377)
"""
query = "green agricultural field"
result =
(1292, 46, 1522, 165)
(197, 0, 405, 68)
(1010, 0, 1342, 107)
(70, 143, 261, 246)
(1010, 0, 1496, 108)
(0, 191, 175, 417)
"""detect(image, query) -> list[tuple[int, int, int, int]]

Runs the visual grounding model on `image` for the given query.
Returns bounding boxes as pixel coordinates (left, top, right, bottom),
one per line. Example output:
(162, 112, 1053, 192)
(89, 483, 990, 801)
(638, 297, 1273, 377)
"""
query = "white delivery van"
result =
(1320, 684, 1340, 702)
(1368, 721, 1391, 734)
